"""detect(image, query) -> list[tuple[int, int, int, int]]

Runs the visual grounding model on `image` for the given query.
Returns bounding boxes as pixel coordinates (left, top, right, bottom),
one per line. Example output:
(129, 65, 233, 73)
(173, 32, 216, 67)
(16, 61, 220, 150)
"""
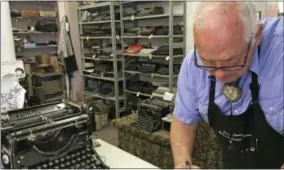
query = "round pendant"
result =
(222, 84, 242, 102)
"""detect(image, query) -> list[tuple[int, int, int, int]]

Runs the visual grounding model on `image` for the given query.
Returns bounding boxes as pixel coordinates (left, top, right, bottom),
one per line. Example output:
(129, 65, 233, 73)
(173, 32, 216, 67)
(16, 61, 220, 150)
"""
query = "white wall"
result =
(1, 2, 16, 63)
(185, 2, 194, 54)
(279, 2, 284, 13)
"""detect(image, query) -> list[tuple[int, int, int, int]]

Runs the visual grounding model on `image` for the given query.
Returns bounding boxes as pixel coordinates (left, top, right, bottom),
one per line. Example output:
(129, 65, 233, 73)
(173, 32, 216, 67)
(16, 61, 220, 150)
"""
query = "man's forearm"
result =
(170, 117, 198, 167)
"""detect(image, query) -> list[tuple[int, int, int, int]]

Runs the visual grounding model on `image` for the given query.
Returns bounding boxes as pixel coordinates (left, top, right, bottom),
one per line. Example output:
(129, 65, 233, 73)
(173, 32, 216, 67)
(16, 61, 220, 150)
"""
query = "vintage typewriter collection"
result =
(1, 101, 109, 169)
(80, 5, 180, 133)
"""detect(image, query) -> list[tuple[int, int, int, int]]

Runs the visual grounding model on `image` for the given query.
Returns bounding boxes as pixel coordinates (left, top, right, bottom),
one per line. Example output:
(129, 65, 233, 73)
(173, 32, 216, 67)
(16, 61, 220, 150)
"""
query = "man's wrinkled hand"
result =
(280, 163, 284, 169)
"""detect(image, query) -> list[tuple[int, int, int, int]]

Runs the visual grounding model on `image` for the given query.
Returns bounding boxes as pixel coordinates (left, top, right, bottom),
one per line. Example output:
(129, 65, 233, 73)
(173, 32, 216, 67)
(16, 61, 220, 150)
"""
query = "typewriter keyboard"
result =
(29, 145, 108, 169)
(131, 116, 161, 132)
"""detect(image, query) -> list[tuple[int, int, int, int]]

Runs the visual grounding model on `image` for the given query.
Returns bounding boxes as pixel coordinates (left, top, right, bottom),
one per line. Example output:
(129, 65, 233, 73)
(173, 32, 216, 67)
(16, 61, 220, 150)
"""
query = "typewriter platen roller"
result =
(1, 101, 109, 169)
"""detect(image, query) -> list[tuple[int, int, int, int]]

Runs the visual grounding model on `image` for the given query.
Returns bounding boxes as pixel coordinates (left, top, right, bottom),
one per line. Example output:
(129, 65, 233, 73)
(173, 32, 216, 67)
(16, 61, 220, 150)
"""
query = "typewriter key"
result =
(43, 164, 47, 168)
(87, 153, 91, 157)
(48, 162, 53, 166)
(82, 155, 86, 159)
(95, 159, 100, 165)
(72, 159, 76, 164)
(86, 165, 90, 169)
(81, 162, 85, 166)
(71, 154, 76, 158)
(60, 157, 65, 162)
(91, 157, 95, 161)
(86, 159, 91, 164)
(76, 152, 80, 156)
(75, 164, 80, 168)
(55, 159, 59, 164)
(91, 163, 96, 168)
(60, 163, 65, 168)
(77, 157, 82, 161)
(36, 166, 41, 169)
(66, 161, 71, 166)
(66, 155, 71, 160)
(54, 166, 59, 169)
(81, 150, 86, 154)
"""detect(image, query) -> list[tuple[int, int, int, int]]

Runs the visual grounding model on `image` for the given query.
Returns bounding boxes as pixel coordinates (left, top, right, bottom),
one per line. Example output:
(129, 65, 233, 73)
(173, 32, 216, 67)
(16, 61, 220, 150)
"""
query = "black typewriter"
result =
(138, 63, 156, 74)
(1, 101, 109, 169)
(131, 98, 171, 132)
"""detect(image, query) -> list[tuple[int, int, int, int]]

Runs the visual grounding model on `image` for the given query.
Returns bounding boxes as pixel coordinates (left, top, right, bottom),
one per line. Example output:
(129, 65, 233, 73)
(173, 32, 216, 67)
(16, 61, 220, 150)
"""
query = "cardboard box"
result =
(95, 112, 108, 130)
(50, 56, 62, 73)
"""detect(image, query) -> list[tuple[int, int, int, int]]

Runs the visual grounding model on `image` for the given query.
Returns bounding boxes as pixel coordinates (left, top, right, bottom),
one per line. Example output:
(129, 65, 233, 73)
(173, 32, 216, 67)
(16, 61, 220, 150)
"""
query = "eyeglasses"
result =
(194, 39, 252, 71)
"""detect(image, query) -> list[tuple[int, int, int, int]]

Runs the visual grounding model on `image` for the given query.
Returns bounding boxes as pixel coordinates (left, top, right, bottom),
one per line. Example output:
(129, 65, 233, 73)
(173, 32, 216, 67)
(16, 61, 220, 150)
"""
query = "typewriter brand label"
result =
(15, 104, 64, 119)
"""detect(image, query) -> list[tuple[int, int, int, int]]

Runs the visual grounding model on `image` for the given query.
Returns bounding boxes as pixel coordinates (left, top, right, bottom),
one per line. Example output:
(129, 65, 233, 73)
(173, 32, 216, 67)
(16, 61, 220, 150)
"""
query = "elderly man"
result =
(170, 2, 283, 169)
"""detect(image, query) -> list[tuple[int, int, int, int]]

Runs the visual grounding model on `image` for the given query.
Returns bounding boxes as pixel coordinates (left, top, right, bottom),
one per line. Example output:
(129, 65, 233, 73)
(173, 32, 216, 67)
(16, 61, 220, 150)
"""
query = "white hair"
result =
(192, 2, 259, 43)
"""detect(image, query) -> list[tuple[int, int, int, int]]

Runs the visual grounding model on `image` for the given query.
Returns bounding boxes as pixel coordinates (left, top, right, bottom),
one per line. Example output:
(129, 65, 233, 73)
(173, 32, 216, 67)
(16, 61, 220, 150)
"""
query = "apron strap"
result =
(250, 72, 259, 103)
(208, 76, 216, 108)
(250, 45, 261, 103)
(208, 76, 216, 127)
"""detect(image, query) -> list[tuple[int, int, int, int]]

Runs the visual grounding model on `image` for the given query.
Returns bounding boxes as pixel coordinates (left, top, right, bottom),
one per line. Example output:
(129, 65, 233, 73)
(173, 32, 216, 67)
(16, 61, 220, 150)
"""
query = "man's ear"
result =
(255, 23, 263, 46)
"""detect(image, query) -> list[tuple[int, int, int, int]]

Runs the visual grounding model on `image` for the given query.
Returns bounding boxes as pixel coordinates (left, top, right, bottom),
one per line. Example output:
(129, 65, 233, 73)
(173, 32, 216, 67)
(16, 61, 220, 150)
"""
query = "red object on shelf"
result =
(20, 10, 40, 17)
(124, 44, 144, 54)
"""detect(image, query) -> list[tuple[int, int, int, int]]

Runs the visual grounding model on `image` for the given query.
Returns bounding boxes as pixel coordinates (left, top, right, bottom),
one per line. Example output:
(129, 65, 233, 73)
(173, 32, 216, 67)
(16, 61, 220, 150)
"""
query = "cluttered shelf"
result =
(80, 20, 121, 25)
(122, 13, 183, 21)
(77, 1, 120, 10)
(124, 70, 178, 78)
(84, 92, 124, 101)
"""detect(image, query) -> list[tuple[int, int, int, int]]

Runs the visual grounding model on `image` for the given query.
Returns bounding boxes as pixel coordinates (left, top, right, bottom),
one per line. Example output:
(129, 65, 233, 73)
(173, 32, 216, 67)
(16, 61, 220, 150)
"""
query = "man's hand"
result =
(171, 118, 198, 169)
(281, 163, 284, 169)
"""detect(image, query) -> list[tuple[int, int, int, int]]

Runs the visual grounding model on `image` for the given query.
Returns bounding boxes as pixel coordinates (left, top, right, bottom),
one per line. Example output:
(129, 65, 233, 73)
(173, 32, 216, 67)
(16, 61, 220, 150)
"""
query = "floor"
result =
(92, 122, 119, 147)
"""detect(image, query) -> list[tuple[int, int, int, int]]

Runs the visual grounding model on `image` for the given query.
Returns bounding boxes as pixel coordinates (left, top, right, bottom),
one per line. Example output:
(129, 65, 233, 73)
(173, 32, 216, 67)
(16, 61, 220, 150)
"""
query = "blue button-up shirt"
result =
(174, 17, 284, 135)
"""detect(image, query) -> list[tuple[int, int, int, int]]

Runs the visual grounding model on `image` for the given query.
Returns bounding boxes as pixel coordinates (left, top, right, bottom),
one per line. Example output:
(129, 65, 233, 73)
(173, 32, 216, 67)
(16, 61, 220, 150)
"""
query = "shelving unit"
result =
(123, 70, 179, 78)
(76, 1, 186, 118)
(77, 2, 124, 119)
(120, 1, 186, 110)
(10, 1, 65, 106)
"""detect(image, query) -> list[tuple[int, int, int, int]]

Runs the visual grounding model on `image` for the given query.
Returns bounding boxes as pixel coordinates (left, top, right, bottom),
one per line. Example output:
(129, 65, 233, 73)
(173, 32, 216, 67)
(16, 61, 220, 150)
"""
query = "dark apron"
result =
(207, 65, 284, 168)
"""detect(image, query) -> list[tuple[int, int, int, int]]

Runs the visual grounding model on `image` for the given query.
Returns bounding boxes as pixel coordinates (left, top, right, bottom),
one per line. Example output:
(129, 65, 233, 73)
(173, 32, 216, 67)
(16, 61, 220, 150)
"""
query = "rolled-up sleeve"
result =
(173, 53, 202, 125)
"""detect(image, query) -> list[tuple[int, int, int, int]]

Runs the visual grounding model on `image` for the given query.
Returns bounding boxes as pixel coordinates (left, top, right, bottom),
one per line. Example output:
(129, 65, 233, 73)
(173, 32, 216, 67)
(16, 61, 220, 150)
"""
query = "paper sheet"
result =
(1, 74, 26, 112)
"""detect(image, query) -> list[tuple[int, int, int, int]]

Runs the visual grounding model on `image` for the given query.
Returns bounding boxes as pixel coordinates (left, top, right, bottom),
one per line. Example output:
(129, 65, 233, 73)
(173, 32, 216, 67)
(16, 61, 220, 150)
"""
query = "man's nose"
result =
(213, 69, 227, 78)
